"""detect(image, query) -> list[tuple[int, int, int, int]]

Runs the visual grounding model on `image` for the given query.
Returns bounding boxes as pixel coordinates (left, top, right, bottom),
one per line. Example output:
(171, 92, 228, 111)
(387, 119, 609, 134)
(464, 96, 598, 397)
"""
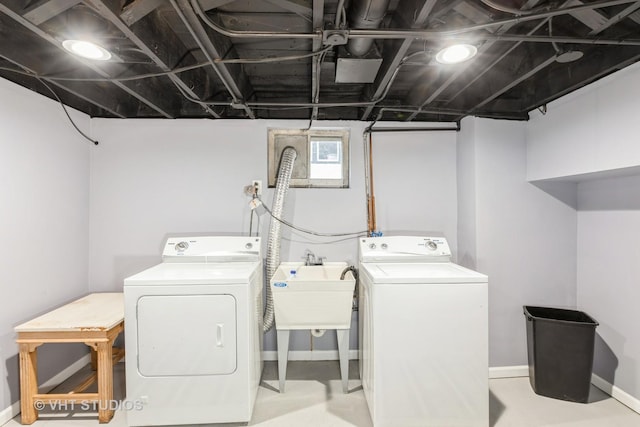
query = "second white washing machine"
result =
(359, 236, 488, 427)
(124, 236, 263, 426)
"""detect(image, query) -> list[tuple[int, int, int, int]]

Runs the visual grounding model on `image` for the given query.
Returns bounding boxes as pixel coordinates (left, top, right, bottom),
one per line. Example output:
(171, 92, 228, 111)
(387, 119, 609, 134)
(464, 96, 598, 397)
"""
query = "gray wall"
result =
(0, 78, 91, 411)
(577, 175, 640, 399)
(525, 61, 640, 402)
(88, 119, 458, 352)
(456, 115, 477, 270)
(527, 62, 640, 181)
(458, 117, 578, 367)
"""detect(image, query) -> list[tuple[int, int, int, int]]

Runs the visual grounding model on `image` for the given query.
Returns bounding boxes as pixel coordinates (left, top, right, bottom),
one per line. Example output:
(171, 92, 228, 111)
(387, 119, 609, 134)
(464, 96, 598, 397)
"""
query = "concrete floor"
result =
(4, 361, 640, 426)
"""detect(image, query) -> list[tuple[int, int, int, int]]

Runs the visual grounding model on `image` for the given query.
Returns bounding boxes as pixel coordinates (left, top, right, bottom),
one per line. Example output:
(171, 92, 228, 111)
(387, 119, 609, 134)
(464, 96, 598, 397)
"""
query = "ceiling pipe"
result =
(480, 0, 540, 15)
(347, 0, 391, 56)
(350, 0, 640, 39)
(192, 0, 640, 42)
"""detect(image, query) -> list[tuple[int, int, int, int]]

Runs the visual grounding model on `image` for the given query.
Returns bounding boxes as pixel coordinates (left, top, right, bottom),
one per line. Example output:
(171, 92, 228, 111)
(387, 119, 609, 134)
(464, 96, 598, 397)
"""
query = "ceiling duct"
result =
(335, 0, 390, 83)
(347, 0, 391, 56)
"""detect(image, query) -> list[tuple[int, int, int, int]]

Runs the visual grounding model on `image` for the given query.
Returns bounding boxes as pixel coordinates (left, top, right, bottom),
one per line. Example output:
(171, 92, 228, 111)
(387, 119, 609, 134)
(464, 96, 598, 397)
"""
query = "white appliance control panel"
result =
(359, 236, 451, 262)
(163, 236, 261, 262)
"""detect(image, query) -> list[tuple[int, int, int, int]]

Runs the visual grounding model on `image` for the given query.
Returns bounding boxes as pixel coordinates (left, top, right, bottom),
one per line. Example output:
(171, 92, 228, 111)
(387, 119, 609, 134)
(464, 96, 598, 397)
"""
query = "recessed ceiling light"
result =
(555, 49, 583, 63)
(435, 44, 478, 65)
(62, 40, 112, 61)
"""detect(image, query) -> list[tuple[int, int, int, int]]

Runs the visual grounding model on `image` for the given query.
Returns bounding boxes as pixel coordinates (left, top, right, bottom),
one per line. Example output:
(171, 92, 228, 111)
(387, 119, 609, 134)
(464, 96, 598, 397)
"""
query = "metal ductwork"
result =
(347, 0, 392, 56)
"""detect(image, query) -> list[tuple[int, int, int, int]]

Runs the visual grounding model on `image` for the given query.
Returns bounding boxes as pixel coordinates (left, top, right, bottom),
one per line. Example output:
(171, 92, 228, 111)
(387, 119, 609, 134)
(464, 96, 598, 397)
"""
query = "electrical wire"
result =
(249, 206, 255, 236)
(0, 62, 210, 82)
(548, 16, 561, 54)
(0, 45, 332, 82)
(34, 75, 99, 145)
(335, 0, 346, 28)
(213, 45, 333, 64)
(257, 196, 368, 237)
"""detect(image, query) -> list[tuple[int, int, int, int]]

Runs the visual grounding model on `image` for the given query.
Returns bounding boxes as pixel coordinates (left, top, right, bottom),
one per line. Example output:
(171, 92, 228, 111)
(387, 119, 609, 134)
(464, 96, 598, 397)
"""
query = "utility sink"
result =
(271, 262, 356, 330)
(271, 261, 356, 393)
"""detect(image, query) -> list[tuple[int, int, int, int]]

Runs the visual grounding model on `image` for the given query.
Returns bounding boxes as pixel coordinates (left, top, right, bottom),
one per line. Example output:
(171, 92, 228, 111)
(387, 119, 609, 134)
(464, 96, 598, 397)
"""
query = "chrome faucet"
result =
(304, 250, 324, 266)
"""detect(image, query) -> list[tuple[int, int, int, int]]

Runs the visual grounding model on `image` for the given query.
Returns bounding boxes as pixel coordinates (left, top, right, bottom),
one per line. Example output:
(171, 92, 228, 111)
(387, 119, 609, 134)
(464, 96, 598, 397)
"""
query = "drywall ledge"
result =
(530, 165, 640, 184)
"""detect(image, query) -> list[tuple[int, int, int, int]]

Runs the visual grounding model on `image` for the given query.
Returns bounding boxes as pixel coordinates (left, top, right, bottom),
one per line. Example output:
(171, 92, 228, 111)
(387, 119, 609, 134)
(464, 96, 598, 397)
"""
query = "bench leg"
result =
(90, 347, 98, 371)
(19, 343, 39, 425)
(96, 341, 114, 423)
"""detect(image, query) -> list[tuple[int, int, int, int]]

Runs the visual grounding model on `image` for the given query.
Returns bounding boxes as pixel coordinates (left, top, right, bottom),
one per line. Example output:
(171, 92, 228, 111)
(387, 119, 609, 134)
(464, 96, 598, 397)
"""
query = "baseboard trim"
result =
(0, 401, 20, 426)
(0, 354, 90, 424)
(489, 365, 529, 379)
(592, 374, 640, 415)
(263, 350, 359, 361)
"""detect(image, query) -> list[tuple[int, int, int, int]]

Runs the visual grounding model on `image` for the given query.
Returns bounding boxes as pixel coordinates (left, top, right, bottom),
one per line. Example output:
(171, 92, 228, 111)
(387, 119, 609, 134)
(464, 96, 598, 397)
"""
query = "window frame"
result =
(268, 128, 350, 188)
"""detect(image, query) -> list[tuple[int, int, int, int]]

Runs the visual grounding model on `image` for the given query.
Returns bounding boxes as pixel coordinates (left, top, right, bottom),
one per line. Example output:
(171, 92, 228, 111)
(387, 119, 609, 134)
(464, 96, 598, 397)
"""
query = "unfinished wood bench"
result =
(15, 293, 124, 424)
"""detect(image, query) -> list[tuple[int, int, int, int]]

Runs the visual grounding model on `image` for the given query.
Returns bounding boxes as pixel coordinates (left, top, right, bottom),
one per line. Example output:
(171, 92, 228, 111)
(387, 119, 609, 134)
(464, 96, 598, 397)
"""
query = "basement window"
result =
(268, 129, 350, 188)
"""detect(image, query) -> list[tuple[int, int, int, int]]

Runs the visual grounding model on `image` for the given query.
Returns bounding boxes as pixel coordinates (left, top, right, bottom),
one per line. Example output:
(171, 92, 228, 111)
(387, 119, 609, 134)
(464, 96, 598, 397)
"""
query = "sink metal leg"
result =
(276, 329, 290, 393)
(336, 329, 349, 393)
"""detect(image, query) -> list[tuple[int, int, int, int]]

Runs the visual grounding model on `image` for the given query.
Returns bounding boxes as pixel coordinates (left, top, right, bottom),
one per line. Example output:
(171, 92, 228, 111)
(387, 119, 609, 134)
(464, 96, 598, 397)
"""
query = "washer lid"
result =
(361, 262, 487, 284)
(124, 261, 260, 286)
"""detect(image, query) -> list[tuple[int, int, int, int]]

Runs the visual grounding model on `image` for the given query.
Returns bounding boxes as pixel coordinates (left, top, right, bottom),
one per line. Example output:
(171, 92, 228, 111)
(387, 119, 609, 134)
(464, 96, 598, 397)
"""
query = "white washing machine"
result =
(358, 236, 488, 427)
(124, 236, 263, 426)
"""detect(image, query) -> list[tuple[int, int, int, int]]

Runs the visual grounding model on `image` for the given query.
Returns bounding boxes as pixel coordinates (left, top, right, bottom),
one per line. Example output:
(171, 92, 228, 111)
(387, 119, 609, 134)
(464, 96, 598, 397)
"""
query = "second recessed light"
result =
(435, 44, 478, 65)
(62, 40, 112, 61)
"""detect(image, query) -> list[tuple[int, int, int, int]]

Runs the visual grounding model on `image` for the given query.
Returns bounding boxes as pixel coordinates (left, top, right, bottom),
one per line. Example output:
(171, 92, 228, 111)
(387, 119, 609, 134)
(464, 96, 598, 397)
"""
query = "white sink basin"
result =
(271, 262, 356, 330)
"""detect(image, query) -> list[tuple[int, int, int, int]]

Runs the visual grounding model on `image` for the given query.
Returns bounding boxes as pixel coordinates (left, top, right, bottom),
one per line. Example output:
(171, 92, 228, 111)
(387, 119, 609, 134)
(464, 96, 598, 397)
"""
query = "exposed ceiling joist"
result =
(0, 53, 126, 117)
(521, 49, 640, 112)
(566, 0, 609, 30)
(23, 0, 82, 25)
(404, 0, 544, 120)
(264, 0, 312, 21)
(199, 0, 237, 12)
(0, 1, 175, 118)
(1, 0, 639, 122)
(120, 0, 164, 26)
(588, 1, 640, 34)
(87, 0, 221, 118)
(360, 0, 438, 120)
(470, 54, 558, 113)
(172, 0, 255, 118)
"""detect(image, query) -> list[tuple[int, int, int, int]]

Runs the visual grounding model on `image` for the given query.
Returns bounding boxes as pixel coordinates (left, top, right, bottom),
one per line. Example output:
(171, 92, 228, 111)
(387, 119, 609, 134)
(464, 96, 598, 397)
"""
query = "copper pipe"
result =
(367, 132, 377, 235)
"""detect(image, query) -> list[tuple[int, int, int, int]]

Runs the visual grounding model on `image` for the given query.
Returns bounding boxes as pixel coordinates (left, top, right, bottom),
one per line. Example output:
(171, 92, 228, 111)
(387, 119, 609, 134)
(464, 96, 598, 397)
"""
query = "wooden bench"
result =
(15, 293, 124, 424)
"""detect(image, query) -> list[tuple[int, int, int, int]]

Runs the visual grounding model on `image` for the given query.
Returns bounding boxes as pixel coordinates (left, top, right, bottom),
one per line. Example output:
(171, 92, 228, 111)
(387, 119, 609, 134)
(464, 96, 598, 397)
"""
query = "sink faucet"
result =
(304, 250, 324, 266)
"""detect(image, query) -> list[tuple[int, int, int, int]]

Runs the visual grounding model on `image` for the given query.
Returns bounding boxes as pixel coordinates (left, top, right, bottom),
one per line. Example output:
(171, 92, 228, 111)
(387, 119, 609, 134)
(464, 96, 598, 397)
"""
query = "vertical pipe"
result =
(365, 131, 377, 235)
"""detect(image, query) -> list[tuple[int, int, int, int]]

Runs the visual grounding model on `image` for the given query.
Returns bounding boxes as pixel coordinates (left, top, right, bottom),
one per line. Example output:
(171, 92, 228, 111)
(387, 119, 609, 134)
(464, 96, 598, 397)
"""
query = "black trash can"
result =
(523, 306, 599, 403)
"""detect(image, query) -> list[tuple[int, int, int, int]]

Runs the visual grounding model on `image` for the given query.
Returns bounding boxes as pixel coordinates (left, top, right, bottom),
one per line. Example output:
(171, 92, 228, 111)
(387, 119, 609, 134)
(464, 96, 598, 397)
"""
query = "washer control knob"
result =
(175, 241, 189, 252)
(426, 241, 438, 251)
(369, 243, 376, 250)
(381, 243, 388, 250)
(245, 243, 253, 250)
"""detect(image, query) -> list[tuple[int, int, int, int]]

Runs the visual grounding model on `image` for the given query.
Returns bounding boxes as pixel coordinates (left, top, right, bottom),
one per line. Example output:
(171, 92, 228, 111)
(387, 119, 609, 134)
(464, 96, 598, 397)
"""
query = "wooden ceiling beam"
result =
(0, 2, 175, 117)
(87, 0, 220, 118)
